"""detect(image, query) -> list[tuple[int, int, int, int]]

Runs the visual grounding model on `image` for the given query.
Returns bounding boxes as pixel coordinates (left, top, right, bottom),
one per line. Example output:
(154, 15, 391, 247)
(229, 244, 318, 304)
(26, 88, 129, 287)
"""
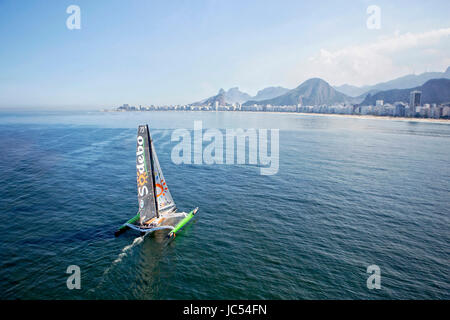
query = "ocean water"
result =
(0, 110, 448, 299)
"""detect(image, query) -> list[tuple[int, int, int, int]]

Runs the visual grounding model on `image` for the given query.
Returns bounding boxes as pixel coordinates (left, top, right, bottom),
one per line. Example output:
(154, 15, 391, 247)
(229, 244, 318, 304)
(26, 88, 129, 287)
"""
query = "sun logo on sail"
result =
(137, 171, 148, 187)
(155, 178, 168, 198)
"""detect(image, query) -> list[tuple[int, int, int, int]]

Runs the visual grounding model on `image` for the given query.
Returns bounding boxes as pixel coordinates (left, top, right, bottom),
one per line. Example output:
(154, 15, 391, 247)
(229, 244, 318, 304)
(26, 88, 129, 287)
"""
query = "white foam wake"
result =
(112, 236, 144, 264)
(91, 235, 146, 295)
(100, 236, 144, 280)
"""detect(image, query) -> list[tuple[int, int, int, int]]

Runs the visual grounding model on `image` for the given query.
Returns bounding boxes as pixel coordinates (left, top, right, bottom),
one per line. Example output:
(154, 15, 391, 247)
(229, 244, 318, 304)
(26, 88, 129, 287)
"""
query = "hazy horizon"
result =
(1, 0, 449, 109)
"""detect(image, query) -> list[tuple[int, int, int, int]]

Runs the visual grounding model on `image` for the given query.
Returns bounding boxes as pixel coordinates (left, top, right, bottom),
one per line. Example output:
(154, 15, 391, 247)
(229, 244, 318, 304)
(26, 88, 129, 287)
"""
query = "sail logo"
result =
(136, 134, 149, 197)
(171, 121, 279, 175)
(155, 178, 168, 198)
(137, 171, 148, 187)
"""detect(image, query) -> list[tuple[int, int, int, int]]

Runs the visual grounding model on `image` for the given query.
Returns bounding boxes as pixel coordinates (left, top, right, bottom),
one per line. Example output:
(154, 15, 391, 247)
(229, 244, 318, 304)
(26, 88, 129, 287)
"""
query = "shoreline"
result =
(106, 110, 450, 124)
(284, 112, 450, 124)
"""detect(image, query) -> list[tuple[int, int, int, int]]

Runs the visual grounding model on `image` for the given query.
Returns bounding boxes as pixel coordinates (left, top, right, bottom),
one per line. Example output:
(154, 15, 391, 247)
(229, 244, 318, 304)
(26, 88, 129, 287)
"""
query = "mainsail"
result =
(151, 142, 176, 213)
(115, 123, 197, 237)
(136, 125, 158, 224)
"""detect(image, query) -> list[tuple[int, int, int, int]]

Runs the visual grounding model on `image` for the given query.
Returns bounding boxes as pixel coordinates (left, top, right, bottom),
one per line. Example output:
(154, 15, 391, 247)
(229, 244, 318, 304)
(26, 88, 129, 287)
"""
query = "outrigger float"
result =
(115, 124, 198, 238)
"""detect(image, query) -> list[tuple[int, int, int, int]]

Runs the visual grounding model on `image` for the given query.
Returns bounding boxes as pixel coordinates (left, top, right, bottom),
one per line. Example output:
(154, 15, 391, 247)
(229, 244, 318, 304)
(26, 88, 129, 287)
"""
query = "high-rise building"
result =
(409, 91, 421, 116)
(394, 102, 406, 117)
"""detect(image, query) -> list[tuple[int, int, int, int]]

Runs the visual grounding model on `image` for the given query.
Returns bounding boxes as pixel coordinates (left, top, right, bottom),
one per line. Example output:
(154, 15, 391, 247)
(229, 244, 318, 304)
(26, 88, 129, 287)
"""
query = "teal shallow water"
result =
(0, 111, 448, 299)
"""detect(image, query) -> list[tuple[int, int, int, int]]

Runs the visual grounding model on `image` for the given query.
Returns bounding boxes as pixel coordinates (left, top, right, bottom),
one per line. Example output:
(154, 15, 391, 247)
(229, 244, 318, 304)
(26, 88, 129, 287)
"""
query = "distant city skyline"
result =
(0, 0, 449, 109)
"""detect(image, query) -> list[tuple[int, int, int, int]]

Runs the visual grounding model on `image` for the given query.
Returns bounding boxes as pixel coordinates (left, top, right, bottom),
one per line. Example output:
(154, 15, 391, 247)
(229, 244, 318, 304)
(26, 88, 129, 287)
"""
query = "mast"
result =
(147, 127, 159, 218)
(136, 125, 158, 224)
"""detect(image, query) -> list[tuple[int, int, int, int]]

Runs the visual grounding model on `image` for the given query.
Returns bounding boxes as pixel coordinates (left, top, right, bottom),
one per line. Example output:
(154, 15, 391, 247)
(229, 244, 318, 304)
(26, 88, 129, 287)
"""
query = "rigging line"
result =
(147, 126, 159, 218)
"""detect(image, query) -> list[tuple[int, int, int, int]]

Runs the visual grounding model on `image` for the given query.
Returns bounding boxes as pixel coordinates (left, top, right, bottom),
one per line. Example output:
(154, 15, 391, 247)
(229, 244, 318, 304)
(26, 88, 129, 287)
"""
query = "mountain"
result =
(335, 66, 450, 97)
(333, 84, 368, 97)
(251, 86, 290, 101)
(191, 87, 250, 105)
(224, 87, 251, 104)
(361, 78, 450, 106)
(192, 86, 288, 106)
(244, 78, 350, 106)
(190, 67, 450, 106)
(192, 88, 226, 106)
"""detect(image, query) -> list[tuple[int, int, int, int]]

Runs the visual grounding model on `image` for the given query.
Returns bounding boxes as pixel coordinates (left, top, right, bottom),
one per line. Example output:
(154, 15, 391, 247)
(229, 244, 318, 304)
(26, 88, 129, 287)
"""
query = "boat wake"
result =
(92, 235, 146, 294)
(112, 236, 144, 264)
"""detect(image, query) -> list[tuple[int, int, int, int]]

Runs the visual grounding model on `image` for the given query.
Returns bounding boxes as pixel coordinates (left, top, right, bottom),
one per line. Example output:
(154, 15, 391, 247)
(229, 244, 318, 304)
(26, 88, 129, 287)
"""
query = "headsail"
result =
(136, 125, 158, 224)
(151, 142, 176, 213)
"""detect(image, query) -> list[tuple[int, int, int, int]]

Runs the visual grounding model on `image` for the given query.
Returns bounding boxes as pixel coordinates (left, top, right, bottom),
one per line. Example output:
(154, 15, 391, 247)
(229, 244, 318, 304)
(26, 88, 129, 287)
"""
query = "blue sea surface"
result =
(0, 111, 448, 299)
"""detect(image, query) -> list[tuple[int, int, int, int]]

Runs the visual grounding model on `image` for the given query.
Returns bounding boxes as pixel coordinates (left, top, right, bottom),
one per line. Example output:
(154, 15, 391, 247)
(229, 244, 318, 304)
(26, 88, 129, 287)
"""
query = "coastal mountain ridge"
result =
(223, 87, 252, 104)
(243, 78, 351, 106)
(251, 86, 290, 101)
(334, 66, 450, 97)
(190, 66, 450, 107)
(361, 78, 450, 106)
(190, 86, 289, 105)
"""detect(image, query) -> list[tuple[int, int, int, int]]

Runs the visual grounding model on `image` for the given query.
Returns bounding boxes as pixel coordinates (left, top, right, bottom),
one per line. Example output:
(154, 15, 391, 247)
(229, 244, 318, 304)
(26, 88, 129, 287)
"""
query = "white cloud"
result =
(295, 28, 450, 87)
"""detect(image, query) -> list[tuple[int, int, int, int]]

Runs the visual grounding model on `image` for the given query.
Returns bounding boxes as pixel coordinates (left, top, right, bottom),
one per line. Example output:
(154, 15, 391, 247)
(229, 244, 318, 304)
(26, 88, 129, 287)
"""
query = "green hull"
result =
(115, 207, 198, 238)
(168, 208, 198, 238)
(114, 212, 140, 236)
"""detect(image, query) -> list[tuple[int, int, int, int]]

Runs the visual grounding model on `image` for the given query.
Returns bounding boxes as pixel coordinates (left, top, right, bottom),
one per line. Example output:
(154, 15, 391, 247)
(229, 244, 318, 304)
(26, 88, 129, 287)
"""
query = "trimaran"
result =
(115, 124, 198, 238)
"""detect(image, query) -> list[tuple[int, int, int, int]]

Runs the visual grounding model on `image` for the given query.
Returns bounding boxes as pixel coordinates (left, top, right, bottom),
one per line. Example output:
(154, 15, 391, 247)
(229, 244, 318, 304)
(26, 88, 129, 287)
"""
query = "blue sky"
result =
(0, 0, 449, 108)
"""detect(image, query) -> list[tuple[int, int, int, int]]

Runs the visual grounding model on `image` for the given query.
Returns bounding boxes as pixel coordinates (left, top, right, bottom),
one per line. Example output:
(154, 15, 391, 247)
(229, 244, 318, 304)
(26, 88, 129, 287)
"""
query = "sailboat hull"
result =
(125, 223, 174, 233)
(168, 207, 198, 238)
(115, 210, 193, 237)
